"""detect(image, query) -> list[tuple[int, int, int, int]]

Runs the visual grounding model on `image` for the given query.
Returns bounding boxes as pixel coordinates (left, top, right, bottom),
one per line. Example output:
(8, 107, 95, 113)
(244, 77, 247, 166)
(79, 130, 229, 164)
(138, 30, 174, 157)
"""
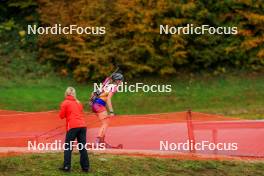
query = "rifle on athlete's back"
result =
(89, 67, 121, 106)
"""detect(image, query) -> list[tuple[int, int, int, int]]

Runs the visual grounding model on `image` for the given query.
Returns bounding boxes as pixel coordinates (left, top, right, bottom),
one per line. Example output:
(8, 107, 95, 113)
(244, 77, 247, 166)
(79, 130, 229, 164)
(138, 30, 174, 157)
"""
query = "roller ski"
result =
(96, 136, 123, 149)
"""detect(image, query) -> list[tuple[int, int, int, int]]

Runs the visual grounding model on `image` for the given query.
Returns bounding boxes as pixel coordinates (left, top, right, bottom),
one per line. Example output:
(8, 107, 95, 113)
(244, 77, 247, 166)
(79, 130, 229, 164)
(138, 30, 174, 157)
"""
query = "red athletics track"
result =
(0, 110, 263, 158)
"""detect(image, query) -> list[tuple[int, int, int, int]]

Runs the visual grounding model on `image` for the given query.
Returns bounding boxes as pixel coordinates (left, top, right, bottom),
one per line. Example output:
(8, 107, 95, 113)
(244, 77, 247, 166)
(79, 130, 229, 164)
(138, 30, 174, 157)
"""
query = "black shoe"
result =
(59, 166, 71, 172)
(82, 168, 89, 173)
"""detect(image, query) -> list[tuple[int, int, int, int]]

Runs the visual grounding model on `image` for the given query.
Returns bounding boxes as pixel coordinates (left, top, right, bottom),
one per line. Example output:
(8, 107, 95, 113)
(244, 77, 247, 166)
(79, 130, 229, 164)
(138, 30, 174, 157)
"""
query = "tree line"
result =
(1, 0, 264, 81)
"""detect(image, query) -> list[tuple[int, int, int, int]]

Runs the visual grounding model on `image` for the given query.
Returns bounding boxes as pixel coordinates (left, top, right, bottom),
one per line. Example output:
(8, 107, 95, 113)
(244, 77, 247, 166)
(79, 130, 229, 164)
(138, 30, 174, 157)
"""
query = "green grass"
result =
(0, 73, 264, 119)
(0, 153, 263, 176)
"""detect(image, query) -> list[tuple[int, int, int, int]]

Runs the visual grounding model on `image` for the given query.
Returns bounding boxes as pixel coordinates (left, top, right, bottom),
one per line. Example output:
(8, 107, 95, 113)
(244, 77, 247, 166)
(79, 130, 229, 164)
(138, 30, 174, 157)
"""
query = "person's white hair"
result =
(65, 87, 77, 99)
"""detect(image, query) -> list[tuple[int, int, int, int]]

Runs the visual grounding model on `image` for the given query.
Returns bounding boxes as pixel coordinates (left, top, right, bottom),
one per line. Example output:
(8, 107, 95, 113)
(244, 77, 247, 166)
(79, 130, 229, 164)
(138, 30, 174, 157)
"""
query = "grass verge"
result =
(0, 152, 264, 176)
(0, 73, 263, 119)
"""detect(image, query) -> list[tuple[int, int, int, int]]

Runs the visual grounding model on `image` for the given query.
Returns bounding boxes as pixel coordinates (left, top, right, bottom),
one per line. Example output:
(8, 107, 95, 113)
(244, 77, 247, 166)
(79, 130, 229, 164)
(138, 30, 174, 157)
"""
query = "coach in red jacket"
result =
(59, 87, 89, 173)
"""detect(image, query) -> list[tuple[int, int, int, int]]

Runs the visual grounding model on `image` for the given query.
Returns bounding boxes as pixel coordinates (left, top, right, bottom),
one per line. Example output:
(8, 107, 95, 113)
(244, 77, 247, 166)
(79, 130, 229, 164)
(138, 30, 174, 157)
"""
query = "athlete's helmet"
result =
(112, 73, 124, 81)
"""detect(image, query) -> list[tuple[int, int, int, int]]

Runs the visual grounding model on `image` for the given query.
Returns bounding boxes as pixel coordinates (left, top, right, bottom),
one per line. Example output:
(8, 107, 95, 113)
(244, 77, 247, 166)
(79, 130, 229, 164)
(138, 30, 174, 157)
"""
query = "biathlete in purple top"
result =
(89, 72, 124, 145)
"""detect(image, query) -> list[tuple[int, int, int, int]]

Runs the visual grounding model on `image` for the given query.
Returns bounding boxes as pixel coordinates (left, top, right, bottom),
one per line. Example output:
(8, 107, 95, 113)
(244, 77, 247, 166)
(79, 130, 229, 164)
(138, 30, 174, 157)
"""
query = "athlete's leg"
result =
(100, 117, 110, 137)
(97, 111, 110, 138)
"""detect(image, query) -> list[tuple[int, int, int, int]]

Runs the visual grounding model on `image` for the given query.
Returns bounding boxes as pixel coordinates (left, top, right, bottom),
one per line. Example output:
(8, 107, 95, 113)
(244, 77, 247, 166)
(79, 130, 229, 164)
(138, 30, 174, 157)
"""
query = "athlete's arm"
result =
(106, 92, 114, 115)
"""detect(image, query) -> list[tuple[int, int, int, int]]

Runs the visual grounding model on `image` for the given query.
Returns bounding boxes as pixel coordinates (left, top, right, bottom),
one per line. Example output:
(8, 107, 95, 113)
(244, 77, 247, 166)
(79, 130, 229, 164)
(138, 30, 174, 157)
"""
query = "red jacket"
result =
(59, 96, 86, 131)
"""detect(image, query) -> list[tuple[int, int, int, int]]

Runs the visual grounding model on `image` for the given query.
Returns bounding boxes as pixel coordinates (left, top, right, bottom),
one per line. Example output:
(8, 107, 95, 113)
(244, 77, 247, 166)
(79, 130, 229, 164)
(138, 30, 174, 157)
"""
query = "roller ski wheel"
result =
(105, 142, 123, 149)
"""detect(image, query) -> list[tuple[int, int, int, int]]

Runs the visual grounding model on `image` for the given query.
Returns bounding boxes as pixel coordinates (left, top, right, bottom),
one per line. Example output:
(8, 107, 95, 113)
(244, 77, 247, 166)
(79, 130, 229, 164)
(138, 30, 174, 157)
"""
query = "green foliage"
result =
(7, 0, 37, 9)
(0, 0, 51, 81)
(0, 19, 16, 32)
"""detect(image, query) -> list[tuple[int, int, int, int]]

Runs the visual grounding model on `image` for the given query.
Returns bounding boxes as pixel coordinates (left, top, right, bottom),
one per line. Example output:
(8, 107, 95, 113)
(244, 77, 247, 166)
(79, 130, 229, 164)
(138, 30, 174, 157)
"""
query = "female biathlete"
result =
(89, 72, 124, 148)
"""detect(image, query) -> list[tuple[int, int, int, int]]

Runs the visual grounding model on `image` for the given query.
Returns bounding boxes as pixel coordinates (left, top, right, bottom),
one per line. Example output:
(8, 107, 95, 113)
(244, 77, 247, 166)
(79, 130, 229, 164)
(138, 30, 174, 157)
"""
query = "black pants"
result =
(64, 127, 89, 170)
